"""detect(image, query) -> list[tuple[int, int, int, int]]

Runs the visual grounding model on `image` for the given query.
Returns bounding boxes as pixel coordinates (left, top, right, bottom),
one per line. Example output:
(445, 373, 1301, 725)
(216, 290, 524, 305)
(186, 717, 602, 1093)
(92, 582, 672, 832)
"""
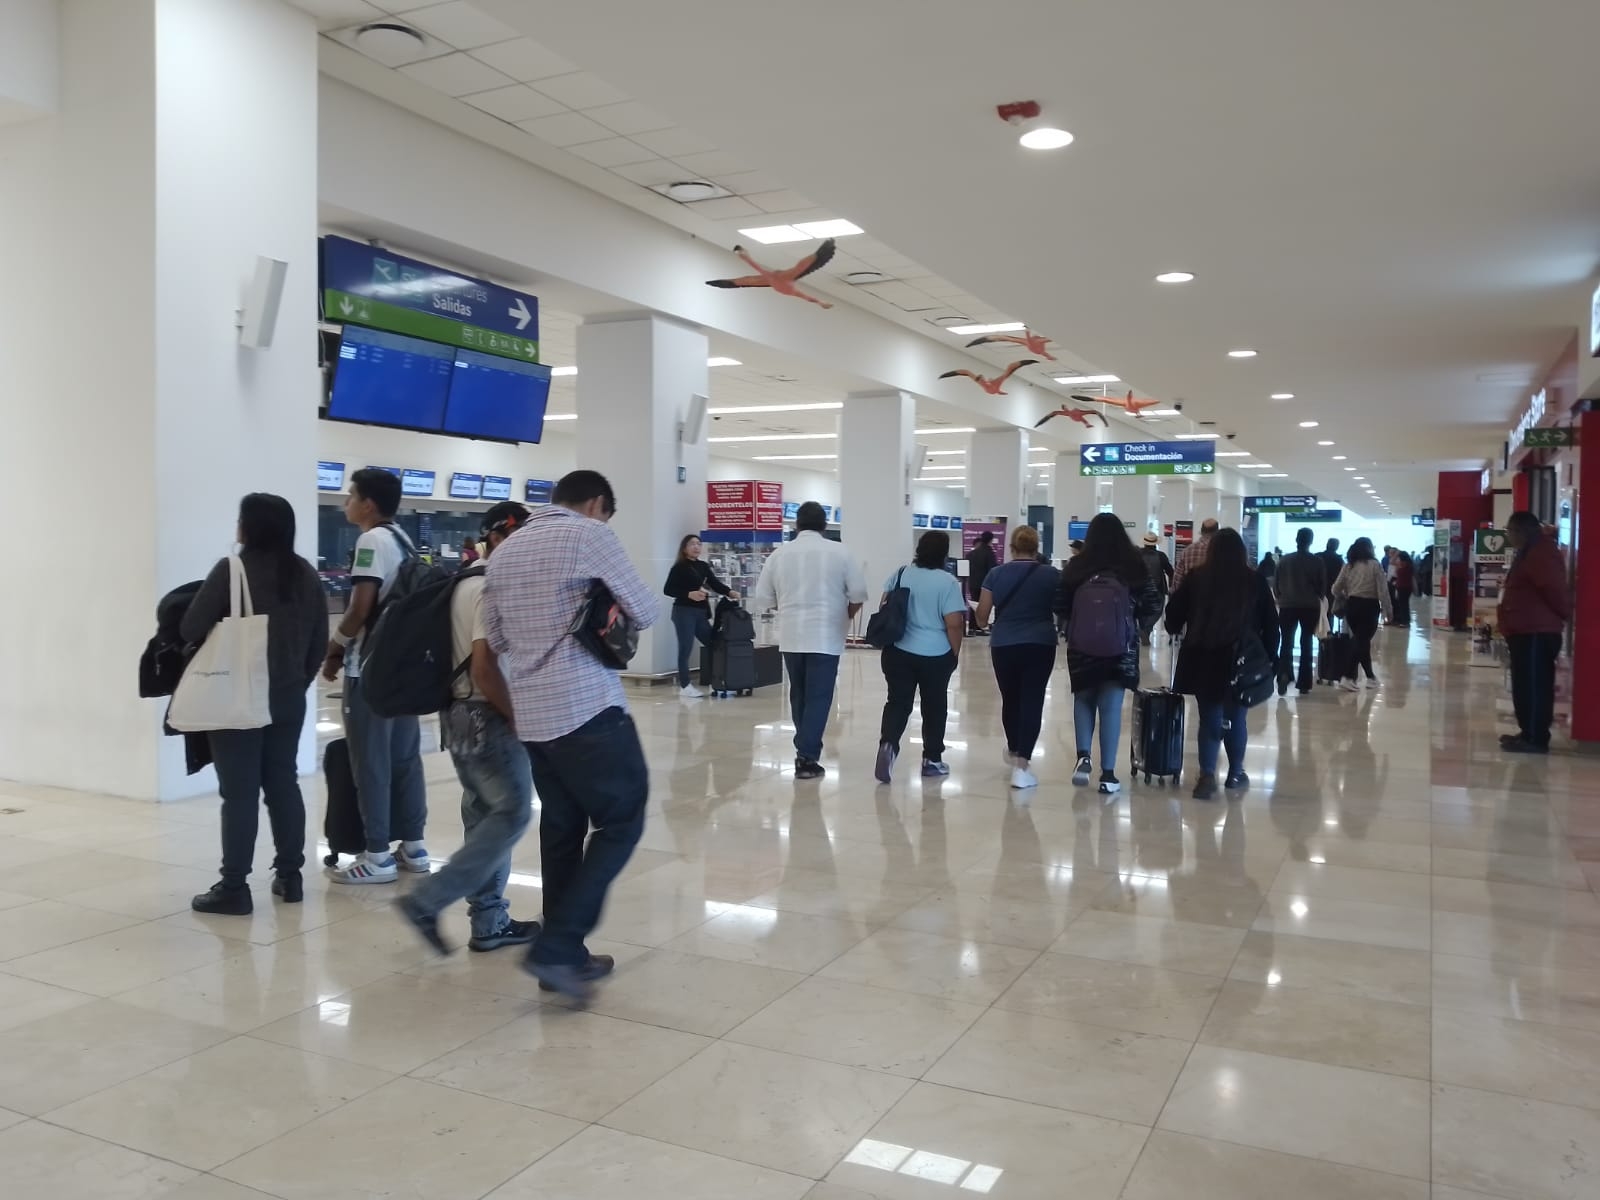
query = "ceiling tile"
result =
(567, 137, 660, 168)
(515, 111, 614, 147)
(460, 84, 568, 123)
(745, 189, 816, 214)
(672, 150, 747, 178)
(394, 1, 518, 48)
(609, 158, 689, 186)
(288, 0, 385, 28)
(469, 37, 578, 81)
(861, 281, 943, 312)
(631, 127, 717, 157)
(683, 196, 763, 219)
(531, 71, 632, 109)
(711, 169, 786, 196)
(584, 100, 676, 136)
(399, 51, 514, 96)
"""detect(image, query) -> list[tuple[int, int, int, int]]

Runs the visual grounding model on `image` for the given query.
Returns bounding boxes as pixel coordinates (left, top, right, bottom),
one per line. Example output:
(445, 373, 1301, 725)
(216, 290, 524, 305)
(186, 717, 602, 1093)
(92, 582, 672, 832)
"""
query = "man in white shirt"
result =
(321, 468, 428, 885)
(396, 501, 540, 955)
(750, 501, 868, 779)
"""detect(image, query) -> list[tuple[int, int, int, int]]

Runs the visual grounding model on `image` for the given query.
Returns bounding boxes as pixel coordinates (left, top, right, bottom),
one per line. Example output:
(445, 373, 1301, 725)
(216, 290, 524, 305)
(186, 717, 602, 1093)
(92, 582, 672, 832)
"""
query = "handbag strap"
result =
(992, 560, 1042, 611)
(228, 554, 255, 619)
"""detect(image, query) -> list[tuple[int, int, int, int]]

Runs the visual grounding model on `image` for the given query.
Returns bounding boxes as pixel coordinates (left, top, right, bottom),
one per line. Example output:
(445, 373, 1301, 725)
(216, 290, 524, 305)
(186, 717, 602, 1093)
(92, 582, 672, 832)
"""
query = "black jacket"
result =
(1055, 559, 1163, 692)
(967, 543, 997, 593)
(1274, 550, 1327, 610)
(181, 551, 326, 701)
(1165, 567, 1279, 702)
(663, 559, 732, 612)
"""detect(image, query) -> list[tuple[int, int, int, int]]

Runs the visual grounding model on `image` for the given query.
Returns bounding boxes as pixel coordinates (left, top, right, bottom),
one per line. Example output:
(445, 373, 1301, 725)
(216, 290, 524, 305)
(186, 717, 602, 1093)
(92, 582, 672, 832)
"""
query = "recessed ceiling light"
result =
(1143, 408, 1182, 417)
(1054, 374, 1121, 385)
(549, 365, 578, 376)
(355, 21, 426, 57)
(1155, 271, 1195, 284)
(1331, 454, 1348, 460)
(1270, 393, 1295, 400)
(751, 453, 838, 461)
(947, 322, 1026, 336)
(1344, 467, 1357, 471)
(736, 225, 813, 245)
(1238, 463, 1274, 469)
(1298, 420, 1320, 428)
(706, 356, 742, 367)
(844, 270, 887, 284)
(553, 359, 737, 377)
(1228, 349, 1258, 358)
(1018, 124, 1074, 150)
(915, 426, 977, 435)
(927, 449, 966, 457)
(933, 315, 973, 328)
(707, 433, 835, 444)
(1259, 473, 1289, 478)
(658, 180, 725, 202)
(1215, 451, 1251, 457)
(1175, 433, 1221, 441)
(793, 219, 863, 238)
(1353, 476, 1365, 480)
(544, 413, 577, 421)
(1317, 440, 1335, 446)
(707, 402, 842, 415)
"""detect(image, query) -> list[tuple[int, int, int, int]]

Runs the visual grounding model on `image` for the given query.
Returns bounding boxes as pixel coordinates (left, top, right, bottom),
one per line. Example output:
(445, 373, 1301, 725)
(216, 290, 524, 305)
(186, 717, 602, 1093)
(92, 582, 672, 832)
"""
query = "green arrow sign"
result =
(323, 289, 539, 363)
(1080, 462, 1215, 477)
(1522, 427, 1577, 448)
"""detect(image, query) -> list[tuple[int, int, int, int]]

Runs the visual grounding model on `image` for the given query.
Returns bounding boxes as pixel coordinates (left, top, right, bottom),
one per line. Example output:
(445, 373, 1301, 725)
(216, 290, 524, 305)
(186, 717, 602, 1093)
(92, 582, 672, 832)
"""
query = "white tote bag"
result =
(1314, 598, 1331, 641)
(167, 555, 272, 733)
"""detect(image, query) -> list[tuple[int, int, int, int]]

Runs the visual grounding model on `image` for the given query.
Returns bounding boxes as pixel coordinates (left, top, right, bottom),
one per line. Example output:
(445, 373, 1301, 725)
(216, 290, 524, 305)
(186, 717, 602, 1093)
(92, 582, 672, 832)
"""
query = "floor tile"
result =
(0, 1120, 198, 1198)
(161, 1179, 282, 1200)
(484, 1125, 813, 1200)
(1432, 1007, 1600, 1110)
(664, 904, 869, 972)
(219, 1076, 584, 1200)
(746, 869, 934, 927)
(1250, 894, 1431, 951)
(2, 849, 179, 899)
(995, 951, 1224, 1039)
(727, 976, 984, 1076)
(1120, 1129, 1428, 1199)
(3, 920, 233, 995)
(1048, 909, 1247, 976)
(47, 1035, 394, 1169)
(826, 1082, 1148, 1199)
(0, 899, 143, 961)
(603, 1041, 912, 1178)
(887, 888, 1072, 950)
(1268, 861, 1433, 908)
(1430, 846, 1590, 889)
(1157, 1044, 1430, 1179)
(413, 1007, 710, 1121)
(1433, 910, 1600, 965)
(0, 968, 97, 1031)
(1227, 930, 1431, 1005)
(1090, 873, 1265, 928)
(1198, 977, 1431, 1076)
(1432, 1083, 1600, 1200)
(817, 928, 1039, 1005)
(1431, 951, 1600, 1033)
(1431, 875, 1600, 928)
(581, 948, 807, 1036)
(924, 1006, 1191, 1124)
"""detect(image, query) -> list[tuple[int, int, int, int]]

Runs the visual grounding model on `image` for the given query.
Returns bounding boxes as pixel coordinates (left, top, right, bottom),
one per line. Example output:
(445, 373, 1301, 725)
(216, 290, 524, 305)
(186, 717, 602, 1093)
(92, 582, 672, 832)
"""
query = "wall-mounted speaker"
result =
(683, 391, 708, 445)
(912, 443, 930, 481)
(237, 255, 288, 350)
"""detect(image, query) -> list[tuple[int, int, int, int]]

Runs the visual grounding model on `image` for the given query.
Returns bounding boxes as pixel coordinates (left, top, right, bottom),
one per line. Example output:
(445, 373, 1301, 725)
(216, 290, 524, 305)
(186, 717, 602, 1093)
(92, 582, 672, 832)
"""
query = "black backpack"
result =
(359, 565, 482, 717)
(864, 567, 911, 649)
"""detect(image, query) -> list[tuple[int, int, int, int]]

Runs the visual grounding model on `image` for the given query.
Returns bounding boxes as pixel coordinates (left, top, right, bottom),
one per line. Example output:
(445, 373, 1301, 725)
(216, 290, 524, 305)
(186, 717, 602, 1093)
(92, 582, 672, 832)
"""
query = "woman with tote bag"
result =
(176, 494, 327, 914)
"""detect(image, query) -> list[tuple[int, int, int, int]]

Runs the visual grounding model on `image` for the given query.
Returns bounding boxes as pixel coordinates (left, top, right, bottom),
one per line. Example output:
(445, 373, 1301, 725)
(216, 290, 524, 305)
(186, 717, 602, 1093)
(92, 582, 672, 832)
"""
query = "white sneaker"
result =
(396, 842, 430, 873)
(1071, 754, 1093, 787)
(328, 851, 398, 885)
(680, 684, 704, 699)
(1010, 765, 1038, 790)
(1338, 679, 1360, 693)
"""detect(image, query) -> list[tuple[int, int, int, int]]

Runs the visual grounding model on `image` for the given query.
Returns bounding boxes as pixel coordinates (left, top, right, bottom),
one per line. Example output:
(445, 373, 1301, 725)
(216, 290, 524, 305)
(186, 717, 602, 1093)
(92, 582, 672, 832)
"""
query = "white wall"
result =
(0, 0, 58, 120)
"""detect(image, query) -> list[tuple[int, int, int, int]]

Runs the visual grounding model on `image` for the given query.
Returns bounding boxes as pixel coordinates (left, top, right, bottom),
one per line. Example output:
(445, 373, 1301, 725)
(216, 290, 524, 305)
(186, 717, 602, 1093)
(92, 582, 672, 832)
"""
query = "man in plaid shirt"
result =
(485, 470, 659, 1000)
(1171, 517, 1220, 593)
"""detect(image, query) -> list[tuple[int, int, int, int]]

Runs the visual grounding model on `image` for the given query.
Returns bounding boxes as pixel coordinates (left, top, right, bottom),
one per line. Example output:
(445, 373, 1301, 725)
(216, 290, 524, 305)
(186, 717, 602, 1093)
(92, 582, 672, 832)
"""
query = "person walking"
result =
(1389, 551, 1415, 627)
(1257, 549, 1278, 597)
(975, 525, 1061, 790)
(182, 494, 326, 914)
(1164, 528, 1279, 800)
(395, 501, 542, 955)
(1273, 527, 1327, 695)
(1331, 537, 1392, 691)
(484, 470, 660, 1001)
(1171, 517, 1218, 592)
(964, 530, 998, 634)
(662, 534, 737, 698)
(1138, 531, 1174, 645)
(750, 501, 868, 779)
(873, 531, 967, 782)
(1055, 513, 1162, 795)
(1319, 537, 1344, 605)
(1499, 510, 1571, 754)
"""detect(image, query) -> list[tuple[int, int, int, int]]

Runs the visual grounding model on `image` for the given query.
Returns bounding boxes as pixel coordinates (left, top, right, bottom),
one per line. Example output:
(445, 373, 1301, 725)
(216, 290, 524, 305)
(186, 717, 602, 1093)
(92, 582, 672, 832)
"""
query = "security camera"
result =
(1173, 401, 1184, 412)
(1226, 432, 1238, 440)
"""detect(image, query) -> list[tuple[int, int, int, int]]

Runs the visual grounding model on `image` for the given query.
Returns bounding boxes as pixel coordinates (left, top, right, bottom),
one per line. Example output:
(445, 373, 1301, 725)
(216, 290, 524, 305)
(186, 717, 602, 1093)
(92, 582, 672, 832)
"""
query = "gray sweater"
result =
(180, 550, 327, 696)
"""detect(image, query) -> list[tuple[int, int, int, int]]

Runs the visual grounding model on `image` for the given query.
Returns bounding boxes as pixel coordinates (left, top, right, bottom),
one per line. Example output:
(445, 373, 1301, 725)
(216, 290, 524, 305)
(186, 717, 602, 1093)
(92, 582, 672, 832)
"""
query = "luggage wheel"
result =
(323, 852, 338, 867)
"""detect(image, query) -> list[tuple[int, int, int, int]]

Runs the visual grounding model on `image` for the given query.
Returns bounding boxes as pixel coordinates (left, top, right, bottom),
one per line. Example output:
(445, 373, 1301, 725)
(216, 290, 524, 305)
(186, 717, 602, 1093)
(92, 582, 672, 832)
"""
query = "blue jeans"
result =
(1073, 681, 1124, 766)
(408, 703, 531, 939)
(341, 675, 427, 854)
(783, 651, 840, 762)
(672, 606, 713, 688)
(524, 707, 648, 967)
(1197, 699, 1249, 776)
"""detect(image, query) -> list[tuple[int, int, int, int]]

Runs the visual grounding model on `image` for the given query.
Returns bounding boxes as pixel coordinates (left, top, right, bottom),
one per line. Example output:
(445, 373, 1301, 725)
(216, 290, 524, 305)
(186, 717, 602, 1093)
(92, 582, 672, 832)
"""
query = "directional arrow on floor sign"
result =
(509, 297, 532, 331)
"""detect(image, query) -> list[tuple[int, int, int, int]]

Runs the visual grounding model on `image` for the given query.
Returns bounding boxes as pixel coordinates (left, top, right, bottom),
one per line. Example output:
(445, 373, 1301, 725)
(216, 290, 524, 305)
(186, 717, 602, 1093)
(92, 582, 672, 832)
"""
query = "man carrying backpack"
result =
(396, 501, 541, 953)
(1138, 532, 1173, 645)
(322, 468, 429, 885)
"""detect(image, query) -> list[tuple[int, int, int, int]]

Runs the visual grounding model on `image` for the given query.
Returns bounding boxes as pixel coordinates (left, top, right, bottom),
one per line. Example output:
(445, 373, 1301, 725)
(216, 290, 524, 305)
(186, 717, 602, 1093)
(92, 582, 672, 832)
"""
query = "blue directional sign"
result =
(1244, 495, 1318, 514)
(320, 235, 539, 363)
(1079, 441, 1216, 476)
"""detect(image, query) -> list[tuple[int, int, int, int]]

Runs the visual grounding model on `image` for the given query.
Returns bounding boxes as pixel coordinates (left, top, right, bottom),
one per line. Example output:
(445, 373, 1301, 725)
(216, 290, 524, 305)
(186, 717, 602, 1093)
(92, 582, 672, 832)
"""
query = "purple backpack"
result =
(1070, 573, 1134, 657)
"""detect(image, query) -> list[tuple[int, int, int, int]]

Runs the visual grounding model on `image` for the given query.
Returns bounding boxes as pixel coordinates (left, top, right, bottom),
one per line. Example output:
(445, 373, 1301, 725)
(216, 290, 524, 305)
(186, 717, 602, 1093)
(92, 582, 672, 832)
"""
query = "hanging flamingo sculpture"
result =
(706, 239, 836, 308)
(939, 359, 1038, 396)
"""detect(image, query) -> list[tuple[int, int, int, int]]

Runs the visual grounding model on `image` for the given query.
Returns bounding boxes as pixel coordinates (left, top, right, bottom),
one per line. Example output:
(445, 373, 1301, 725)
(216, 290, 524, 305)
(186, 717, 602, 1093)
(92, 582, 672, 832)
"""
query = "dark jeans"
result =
(879, 645, 957, 760)
(1197, 698, 1249, 776)
(342, 675, 427, 853)
(991, 642, 1055, 761)
(208, 690, 307, 887)
(671, 606, 713, 688)
(783, 651, 840, 761)
(1277, 606, 1319, 691)
(1345, 597, 1381, 679)
(1508, 632, 1562, 747)
(525, 706, 648, 967)
(1394, 588, 1413, 626)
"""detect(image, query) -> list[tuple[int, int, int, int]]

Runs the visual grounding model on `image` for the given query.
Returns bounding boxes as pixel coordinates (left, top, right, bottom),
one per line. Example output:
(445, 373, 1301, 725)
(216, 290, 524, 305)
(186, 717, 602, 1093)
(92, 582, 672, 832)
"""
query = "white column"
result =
(1050, 453, 1101, 522)
(1220, 492, 1246, 529)
(577, 314, 709, 678)
(0, 0, 318, 800)
(1193, 486, 1222, 526)
(840, 390, 915, 599)
(1160, 479, 1195, 531)
(969, 428, 1028, 525)
(1110, 476, 1160, 534)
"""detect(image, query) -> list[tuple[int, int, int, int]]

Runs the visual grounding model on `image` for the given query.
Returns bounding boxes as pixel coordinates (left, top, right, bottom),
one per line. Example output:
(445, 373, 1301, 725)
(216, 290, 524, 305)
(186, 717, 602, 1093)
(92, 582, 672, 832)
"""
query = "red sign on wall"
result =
(755, 482, 784, 531)
(706, 481, 784, 531)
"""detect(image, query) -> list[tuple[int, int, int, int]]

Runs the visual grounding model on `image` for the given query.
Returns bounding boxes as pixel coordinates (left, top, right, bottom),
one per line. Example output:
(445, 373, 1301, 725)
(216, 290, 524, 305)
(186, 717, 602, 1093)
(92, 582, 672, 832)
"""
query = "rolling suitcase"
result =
(1317, 625, 1355, 685)
(322, 737, 365, 866)
(704, 599, 758, 697)
(1131, 687, 1185, 786)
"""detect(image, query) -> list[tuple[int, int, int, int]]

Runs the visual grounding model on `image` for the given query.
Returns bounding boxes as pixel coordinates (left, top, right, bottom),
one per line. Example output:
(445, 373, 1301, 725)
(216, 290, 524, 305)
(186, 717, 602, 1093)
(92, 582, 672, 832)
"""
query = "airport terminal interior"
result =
(4, 1, 1600, 1198)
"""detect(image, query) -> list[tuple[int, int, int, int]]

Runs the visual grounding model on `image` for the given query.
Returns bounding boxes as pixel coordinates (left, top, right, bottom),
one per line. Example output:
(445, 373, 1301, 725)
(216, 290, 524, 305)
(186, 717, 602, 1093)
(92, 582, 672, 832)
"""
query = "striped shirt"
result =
(484, 505, 660, 742)
(1171, 533, 1214, 593)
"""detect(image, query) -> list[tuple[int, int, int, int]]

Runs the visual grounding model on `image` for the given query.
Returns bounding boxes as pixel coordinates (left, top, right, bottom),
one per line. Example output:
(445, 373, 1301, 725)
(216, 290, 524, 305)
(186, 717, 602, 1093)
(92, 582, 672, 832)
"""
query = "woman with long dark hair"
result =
(1165, 527, 1279, 799)
(1390, 551, 1415, 627)
(662, 533, 736, 698)
(874, 530, 967, 781)
(1331, 537, 1392, 689)
(180, 493, 327, 913)
(1055, 513, 1162, 795)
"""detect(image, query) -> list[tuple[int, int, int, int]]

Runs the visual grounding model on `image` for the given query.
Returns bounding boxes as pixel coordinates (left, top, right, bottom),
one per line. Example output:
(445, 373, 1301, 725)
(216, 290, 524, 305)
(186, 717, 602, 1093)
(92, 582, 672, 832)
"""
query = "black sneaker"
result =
(1071, 753, 1092, 786)
(191, 882, 252, 915)
(469, 917, 541, 953)
(1224, 770, 1251, 791)
(1098, 770, 1121, 796)
(1192, 772, 1218, 800)
(528, 953, 616, 998)
(1277, 675, 1290, 697)
(1499, 732, 1525, 747)
(394, 895, 453, 956)
(1502, 736, 1550, 755)
(271, 872, 303, 903)
(795, 757, 826, 780)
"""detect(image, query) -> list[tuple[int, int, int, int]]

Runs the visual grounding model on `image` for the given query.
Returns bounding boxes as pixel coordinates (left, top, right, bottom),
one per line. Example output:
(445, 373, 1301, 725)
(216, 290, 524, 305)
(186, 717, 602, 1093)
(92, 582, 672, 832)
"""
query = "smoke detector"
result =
(354, 22, 426, 58)
(654, 180, 730, 203)
(845, 271, 888, 285)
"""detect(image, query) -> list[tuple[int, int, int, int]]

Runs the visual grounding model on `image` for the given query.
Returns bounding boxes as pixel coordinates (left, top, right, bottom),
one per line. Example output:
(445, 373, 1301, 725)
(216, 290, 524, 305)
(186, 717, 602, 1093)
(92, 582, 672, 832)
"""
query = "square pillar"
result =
(969, 428, 1028, 524)
(1159, 479, 1194, 531)
(1110, 476, 1160, 535)
(841, 389, 915, 597)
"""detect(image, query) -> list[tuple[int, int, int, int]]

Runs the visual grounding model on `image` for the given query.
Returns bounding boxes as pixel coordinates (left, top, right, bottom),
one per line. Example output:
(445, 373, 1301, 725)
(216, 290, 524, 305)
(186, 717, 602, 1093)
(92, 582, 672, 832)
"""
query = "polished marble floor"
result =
(2, 624, 1598, 1198)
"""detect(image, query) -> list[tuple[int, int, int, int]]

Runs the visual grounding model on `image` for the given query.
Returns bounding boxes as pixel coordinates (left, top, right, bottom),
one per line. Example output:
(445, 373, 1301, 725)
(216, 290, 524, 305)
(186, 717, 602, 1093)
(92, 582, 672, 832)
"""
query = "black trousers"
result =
(880, 645, 957, 760)
(1507, 632, 1562, 747)
(1345, 597, 1381, 679)
(1393, 588, 1413, 626)
(1277, 606, 1319, 691)
(208, 691, 307, 887)
(991, 643, 1056, 761)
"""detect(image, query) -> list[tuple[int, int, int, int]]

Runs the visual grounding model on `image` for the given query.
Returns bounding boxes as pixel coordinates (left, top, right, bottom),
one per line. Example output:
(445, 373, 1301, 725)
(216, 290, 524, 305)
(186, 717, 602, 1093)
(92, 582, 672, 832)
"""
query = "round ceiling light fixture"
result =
(933, 315, 973, 327)
(662, 180, 720, 202)
(844, 270, 887, 285)
(1228, 349, 1258, 358)
(355, 21, 426, 56)
(996, 100, 1074, 150)
(1155, 271, 1195, 284)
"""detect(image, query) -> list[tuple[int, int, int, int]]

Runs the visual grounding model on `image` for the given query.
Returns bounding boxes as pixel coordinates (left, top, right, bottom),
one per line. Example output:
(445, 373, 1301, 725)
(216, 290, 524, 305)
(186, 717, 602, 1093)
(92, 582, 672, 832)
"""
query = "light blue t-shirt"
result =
(883, 565, 966, 657)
